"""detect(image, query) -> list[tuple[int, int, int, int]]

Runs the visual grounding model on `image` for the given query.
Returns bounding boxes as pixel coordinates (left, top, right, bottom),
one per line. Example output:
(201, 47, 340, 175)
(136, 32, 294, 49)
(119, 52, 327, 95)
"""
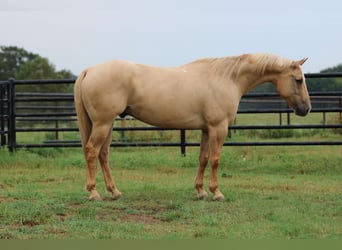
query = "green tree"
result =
(307, 64, 342, 92)
(54, 69, 75, 79)
(1, 45, 75, 92)
(1, 45, 75, 81)
(14, 57, 73, 93)
(0, 46, 39, 80)
(15, 56, 56, 80)
(321, 64, 342, 73)
(15, 56, 75, 81)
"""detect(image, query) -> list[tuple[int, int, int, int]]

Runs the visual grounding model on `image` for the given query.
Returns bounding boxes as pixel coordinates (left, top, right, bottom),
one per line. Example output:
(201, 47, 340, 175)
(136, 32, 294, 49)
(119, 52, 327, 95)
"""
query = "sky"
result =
(1, 0, 342, 75)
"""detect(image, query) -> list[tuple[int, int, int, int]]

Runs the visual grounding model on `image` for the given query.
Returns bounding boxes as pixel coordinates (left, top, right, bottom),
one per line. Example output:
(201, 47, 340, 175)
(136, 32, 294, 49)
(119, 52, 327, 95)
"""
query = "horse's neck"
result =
(236, 69, 278, 96)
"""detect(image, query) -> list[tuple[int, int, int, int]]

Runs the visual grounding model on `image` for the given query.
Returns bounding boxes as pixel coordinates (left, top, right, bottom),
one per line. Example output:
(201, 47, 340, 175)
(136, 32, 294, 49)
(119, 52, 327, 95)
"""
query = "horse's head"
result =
(276, 58, 311, 116)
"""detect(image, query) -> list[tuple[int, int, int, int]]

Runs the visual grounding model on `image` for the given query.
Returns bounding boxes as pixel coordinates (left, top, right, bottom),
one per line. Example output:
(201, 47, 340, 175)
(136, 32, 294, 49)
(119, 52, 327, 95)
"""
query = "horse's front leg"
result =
(208, 122, 228, 201)
(194, 130, 209, 199)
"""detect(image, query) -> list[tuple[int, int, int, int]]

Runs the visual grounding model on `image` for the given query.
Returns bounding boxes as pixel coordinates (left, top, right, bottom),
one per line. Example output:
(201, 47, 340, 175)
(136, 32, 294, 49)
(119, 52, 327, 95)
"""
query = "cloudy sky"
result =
(1, 0, 341, 75)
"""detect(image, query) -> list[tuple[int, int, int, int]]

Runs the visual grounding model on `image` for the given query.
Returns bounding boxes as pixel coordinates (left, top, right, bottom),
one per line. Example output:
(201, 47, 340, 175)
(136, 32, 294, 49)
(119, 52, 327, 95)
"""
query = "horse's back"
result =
(77, 59, 234, 129)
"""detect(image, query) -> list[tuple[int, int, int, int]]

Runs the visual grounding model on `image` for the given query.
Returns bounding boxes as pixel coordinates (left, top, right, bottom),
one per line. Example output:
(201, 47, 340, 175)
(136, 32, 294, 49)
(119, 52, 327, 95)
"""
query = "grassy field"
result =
(0, 143, 341, 239)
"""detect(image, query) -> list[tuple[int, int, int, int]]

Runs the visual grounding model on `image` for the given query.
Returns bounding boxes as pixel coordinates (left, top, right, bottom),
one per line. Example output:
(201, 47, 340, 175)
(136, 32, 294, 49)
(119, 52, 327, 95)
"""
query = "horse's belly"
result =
(127, 104, 205, 129)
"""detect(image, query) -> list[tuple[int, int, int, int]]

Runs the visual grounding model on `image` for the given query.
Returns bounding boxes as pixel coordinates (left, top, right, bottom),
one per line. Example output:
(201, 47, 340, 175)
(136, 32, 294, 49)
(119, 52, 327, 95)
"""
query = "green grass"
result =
(0, 146, 341, 239)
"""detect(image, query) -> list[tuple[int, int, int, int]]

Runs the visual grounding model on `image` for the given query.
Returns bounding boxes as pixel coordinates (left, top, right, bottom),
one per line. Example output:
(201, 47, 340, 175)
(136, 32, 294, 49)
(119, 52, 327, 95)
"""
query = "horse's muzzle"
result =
(294, 104, 311, 117)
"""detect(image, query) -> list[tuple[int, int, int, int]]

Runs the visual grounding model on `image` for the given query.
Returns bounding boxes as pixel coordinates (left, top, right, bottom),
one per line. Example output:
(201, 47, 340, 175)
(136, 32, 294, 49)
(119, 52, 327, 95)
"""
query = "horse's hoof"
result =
(197, 191, 209, 200)
(112, 194, 122, 200)
(112, 191, 122, 200)
(213, 194, 225, 201)
(88, 189, 102, 201)
(89, 194, 102, 201)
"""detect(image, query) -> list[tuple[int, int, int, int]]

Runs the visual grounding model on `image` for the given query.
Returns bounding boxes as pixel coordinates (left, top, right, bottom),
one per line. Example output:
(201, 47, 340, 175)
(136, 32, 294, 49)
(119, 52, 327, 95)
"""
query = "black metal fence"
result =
(1, 74, 342, 155)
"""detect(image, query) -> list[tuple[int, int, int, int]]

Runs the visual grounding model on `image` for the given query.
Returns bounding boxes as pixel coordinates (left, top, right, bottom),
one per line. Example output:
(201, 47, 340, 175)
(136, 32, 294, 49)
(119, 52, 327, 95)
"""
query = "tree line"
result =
(307, 65, 342, 92)
(0, 46, 75, 93)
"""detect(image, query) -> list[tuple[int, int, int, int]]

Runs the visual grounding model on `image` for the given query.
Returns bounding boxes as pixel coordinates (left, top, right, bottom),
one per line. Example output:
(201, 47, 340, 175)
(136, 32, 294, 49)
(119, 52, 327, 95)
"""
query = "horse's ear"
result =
(297, 57, 308, 65)
(291, 58, 308, 69)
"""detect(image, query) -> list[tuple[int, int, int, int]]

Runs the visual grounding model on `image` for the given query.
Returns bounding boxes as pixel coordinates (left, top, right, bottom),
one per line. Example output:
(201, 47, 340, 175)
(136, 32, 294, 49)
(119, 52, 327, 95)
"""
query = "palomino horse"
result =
(74, 53, 311, 201)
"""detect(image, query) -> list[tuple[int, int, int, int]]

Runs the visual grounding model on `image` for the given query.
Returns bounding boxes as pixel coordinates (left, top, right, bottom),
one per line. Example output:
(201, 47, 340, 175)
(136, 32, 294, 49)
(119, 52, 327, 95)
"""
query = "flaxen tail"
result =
(74, 70, 92, 152)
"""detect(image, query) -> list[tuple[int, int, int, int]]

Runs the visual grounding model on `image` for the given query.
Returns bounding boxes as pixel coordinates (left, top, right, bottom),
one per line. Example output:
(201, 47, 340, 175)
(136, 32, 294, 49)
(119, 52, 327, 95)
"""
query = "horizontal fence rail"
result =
(0, 73, 342, 154)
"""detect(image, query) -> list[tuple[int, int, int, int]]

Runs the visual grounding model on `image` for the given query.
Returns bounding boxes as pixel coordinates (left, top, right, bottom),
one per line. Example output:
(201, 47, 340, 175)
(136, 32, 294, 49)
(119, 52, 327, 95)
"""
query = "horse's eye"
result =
(295, 78, 303, 85)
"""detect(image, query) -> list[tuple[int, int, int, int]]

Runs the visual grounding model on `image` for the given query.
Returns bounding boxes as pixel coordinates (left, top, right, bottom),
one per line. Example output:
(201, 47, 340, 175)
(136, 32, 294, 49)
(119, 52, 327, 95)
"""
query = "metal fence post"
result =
(0, 82, 6, 147)
(339, 97, 342, 124)
(180, 129, 186, 156)
(8, 78, 16, 152)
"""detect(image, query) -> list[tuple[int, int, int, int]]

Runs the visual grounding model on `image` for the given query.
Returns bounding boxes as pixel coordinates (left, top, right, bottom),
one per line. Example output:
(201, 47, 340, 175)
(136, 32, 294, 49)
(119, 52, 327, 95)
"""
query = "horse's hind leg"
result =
(85, 123, 113, 201)
(85, 141, 101, 201)
(99, 125, 122, 200)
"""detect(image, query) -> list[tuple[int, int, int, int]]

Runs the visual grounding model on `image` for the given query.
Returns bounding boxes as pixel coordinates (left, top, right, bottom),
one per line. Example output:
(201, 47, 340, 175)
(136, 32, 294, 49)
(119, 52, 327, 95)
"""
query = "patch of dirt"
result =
(22, 220, 41, 227)
(57, 213, 67, 222)
(96, 207, 165, 225)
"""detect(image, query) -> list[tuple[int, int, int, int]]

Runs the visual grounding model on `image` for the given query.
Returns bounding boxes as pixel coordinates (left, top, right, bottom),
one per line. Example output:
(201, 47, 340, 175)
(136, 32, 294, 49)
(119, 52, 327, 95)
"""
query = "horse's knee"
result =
(210, 156, 220, 168)
(99, 149, 109, 164)
(199, 154, 209, 163)
(100, 148, 108, 157)
(85, 142, 97, 161)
